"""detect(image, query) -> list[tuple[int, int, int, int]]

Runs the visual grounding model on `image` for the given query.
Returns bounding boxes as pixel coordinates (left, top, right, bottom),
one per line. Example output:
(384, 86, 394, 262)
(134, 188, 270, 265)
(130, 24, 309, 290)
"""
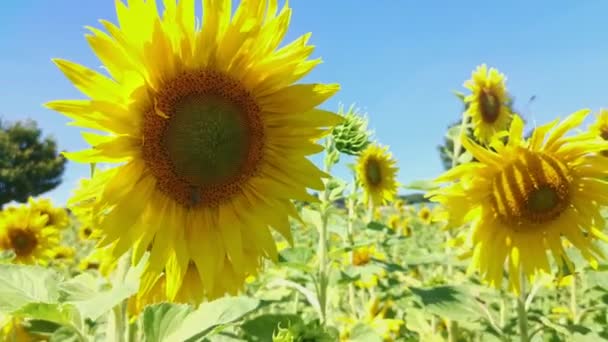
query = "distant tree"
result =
(0, 119, 66, 207)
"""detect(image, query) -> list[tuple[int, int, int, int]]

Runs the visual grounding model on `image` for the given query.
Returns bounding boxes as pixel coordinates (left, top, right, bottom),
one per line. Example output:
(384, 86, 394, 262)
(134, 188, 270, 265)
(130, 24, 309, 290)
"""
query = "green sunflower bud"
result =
(272, 322, 296, 342)
(332, 104, 372, 156)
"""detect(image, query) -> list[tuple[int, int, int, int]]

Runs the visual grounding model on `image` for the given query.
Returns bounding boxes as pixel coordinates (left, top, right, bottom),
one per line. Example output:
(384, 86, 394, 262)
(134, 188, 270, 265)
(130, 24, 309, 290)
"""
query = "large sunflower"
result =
(0, 206, 60, 265)
(428, 110, 608, 293)
(47, 0, 340, 301)
(356, 144, 399, 207)
(464, 64, 512, 144)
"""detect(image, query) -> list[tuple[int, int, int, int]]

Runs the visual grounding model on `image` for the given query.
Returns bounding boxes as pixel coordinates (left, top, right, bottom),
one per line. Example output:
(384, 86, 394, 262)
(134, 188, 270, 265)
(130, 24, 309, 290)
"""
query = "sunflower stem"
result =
(316, 136, 335, 326)
(517, 272, 530, 342)
(347, 176, 358, 318)
(367, 201, 375, 223)
(108, 252, 131, 342)
(570, 274, 578, 323)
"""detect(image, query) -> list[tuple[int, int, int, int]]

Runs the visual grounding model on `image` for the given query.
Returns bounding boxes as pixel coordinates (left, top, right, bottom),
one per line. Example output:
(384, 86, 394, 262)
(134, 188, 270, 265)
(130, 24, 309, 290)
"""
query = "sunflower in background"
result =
(348, 245, 387, 288)
(79, 244, 118, 277)
(588, 109, 608, 156)
(0, 206, 60, 265)
(429, 111, 608, 293)
(28, 197, 69, 229)
(52, 245, 76, 262)
(338, 296, 403, 341)
(417, 206, 432, 225)
(357, 144, 399, 208)
(47, 0, 340, 303)
(464, 64, 512, 144)
(0, 317, 46, 342)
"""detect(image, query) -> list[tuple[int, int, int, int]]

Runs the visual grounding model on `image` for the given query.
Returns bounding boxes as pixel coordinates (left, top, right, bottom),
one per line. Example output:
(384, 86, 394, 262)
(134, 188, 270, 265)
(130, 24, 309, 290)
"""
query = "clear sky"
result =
(1, 1, 607, 205)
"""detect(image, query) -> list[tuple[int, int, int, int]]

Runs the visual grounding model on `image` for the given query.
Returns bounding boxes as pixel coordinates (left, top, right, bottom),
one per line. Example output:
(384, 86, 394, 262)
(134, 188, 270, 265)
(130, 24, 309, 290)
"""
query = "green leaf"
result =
(402, 179, 439, 191)
(166, 296, 260, 341)
(25, 319, 62, 336)
(143, 303, 193, 342)
(452, 90, 467, 102)
(12, 303, 78, 326)
(68, 253, 148, 320)
(300, 207, 322, 230)
(278, 247, 313, 266)
(240, 314, 303, 342)
(585, 269, 608, 289)
(59, 273, 98, 302)
(0, 250, 15, 263)
(348, 323, 382, 342)
(49, 326, 83, 342)
(457, 151, 473, 164)
(0, 264, 62, 313)
(367, 221, 390, 233)
(409, 285, 484, 323)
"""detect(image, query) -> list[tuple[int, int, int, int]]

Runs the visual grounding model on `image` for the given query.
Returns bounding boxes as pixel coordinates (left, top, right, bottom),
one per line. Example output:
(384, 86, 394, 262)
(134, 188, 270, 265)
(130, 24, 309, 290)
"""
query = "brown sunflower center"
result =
(365, 159, 382, 186)
(490, 149, 571, 227)
(352, 249, 371, 266)
(479, 89, 501, 123)
(143, 70, 264, 208)
(600, 128, 608, 141)
(83, 227, 92, 238)
(8, 228, 37, 257)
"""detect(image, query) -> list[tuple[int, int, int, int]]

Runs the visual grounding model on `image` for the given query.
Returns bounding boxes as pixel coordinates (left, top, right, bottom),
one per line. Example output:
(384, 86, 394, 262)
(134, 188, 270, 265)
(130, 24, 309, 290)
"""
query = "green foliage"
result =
(0, 119, 66, 207)
(142, 297, 260, 342)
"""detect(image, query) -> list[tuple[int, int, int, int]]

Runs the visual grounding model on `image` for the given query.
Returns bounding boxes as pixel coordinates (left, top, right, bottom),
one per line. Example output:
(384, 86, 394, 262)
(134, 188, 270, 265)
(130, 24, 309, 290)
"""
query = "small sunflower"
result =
(356, 144, 399, 207)
(78, 225, 100, 241)
(52, 245, 76, 261)
(0, 317, 45, 342)
(28, 197, 69, 229)
(417, 206, 432, 224)
(464, 64, 512, 144)
(338, 296, 403, 342)
(429, 111, 608, 293)
(79, 245, 118, 277)
(48, 0, 340, 302)
(401, 219, 411, 237)
(589, 109, 608, 155)
(387, 214, 401, 230)
(0, 206, 60, 265)
(348, 245, 386, 288)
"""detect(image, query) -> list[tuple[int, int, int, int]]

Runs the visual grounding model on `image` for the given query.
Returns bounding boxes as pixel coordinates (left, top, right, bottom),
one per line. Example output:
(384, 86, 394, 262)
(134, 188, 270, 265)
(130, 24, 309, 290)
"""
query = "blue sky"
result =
(1, 1, 607, 205)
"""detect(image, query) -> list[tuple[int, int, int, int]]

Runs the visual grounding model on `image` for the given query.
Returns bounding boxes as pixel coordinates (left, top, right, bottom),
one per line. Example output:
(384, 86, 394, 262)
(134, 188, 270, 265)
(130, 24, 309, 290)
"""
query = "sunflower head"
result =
(332, 103, 371, 156)
(52, 246, 76, 261)
(387, 214, 401, 230)
(0, 317, 44, 342)
(79, 245, 118, 277)
(429, 110, 608, 293)
(28, 197, 69, 229)
(417, 206, 432, 224)
(464, 64, 512, 144)
(351, 245, 385, 266)
(48, 0, 340, 303)
(78, 225, 100, 241)
(356, 144, 399, 207)
(589, 109, 608, 155)
(0, 206, 60, 265)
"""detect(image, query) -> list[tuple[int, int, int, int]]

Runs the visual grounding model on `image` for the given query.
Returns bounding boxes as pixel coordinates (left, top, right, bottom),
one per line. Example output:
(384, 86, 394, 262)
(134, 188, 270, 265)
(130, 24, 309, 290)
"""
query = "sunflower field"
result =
(2, 1, 608, 342)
